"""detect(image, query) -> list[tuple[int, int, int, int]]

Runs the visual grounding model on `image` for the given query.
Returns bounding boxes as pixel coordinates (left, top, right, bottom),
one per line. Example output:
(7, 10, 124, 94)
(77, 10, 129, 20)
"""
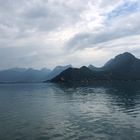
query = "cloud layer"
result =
(0, 0, 140, 69)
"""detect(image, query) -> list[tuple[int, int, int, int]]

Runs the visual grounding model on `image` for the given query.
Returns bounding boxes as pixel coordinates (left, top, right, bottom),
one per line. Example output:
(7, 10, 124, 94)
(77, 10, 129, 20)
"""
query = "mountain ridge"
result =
(0, 52, 140, 83)
(50, 52, 140, 83)
(0, 65, 72, 83)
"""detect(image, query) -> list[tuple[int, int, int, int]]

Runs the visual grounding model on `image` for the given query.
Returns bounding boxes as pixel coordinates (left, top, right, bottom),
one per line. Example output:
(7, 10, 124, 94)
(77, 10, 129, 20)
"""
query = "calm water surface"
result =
(0, 82, 140, 140)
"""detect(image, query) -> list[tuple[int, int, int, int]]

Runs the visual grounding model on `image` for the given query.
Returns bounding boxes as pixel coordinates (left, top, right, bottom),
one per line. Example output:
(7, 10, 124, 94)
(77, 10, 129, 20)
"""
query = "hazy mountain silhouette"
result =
(0, 68, 51, 83)
(50, 52, 140, 83)
(1, 52, 140, 83)
(45, 65, 72, 81)
(0, 65, 72, 83)
(88, 65, 101, 71)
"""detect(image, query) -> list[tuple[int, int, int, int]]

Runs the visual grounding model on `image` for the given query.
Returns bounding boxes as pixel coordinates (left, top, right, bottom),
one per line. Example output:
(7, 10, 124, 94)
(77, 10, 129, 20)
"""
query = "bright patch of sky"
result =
(108, 0, 139, 20)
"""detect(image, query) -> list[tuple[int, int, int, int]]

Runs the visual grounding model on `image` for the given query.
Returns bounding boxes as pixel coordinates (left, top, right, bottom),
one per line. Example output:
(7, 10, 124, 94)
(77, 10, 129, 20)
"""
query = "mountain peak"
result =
(53, 65, 72, 70)
(103, 52, 137, 70)
(115, 52, 135, 59)
(80, 66, 88, 69)
(88, 65, 96, 68)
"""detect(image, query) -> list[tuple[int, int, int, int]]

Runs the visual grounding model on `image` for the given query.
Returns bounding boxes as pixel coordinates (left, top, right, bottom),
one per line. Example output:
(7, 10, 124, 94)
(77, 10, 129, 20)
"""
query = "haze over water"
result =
(0, 82, 140, 140)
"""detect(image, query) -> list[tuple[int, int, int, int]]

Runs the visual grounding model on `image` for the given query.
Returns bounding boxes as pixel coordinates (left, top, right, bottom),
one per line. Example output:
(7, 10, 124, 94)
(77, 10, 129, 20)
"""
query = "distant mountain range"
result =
(1, 52, 140, 83)
(0, 68, 51, 83)
(0, 65, 72, 83)
(50, 52, 140, 83)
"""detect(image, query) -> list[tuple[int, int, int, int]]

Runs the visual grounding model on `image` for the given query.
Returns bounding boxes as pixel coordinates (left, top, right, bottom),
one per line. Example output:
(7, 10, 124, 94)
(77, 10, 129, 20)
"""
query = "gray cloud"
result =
(0, 0, 140, 69)
(66, 9, 140, 50)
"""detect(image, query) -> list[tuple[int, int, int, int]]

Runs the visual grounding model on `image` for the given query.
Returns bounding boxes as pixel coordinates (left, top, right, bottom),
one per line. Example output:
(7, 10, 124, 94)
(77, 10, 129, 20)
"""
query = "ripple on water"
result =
(0, 83, 140, 140)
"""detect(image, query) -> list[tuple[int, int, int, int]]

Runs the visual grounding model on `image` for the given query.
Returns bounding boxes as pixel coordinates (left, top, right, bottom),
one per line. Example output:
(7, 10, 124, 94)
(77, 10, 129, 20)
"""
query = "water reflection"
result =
(0, 82, 140, 140)
(54, 81, 140, 139)
(56, 81, 140, 117)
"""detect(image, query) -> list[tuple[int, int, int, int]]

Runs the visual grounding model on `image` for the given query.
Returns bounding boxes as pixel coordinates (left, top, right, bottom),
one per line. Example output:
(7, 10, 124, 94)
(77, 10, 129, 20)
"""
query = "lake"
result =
(0, 82, 140, 140)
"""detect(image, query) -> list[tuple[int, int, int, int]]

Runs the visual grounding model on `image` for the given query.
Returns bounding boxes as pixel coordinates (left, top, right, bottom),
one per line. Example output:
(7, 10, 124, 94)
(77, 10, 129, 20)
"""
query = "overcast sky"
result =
(0, 0, 140, 69)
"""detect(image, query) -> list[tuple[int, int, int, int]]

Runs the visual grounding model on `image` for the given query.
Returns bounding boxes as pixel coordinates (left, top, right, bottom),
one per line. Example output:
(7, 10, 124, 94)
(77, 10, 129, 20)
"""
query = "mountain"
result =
(88, 65, 101, 71)
(0, 68, 51, 83)
(50, 52, 140, 83)
(1, 52, 140, 83)
(0, 65, 73, 83)
(50, 66, 96, 83)
(17, 68, 52, 83)
(101, 52, 140, 80)
(103, 52, 136, 70)
(45, 65, 72, 80)
(50, 66, 109, 83)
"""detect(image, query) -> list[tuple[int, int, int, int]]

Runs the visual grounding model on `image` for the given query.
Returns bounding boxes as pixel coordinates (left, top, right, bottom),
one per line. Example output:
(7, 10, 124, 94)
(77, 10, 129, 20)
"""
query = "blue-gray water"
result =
(0, 82, 140, 140)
